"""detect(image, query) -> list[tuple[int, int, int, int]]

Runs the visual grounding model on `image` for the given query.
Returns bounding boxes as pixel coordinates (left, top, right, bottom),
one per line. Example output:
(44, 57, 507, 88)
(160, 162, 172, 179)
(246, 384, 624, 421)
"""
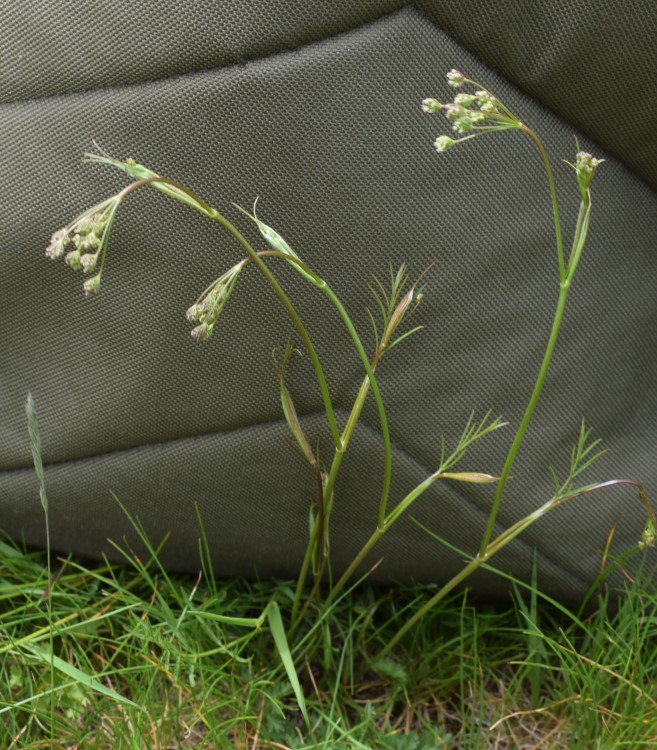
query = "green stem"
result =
(332, 527, 385, 602)
(291, 490, 325, 626)
(478, 284, 569, 555)
(290, 374, 378, 633)
(45, 511, 54, 744)
(478, 155, 590, 557)
(120, 177, 344, 451)
(379, 552, 483, 658)
(328, 472, 442, 604)
(520, 125, 566, 282)
(291, 354, 388, 631)
(319, 286, 392, 528)
(381, 478, 653, 657)
(207, 210, 343, 451)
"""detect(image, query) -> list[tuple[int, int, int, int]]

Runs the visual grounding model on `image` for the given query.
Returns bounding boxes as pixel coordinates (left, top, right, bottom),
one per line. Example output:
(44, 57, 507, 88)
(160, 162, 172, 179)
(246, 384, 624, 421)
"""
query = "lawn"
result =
(1, 523, 656, 749)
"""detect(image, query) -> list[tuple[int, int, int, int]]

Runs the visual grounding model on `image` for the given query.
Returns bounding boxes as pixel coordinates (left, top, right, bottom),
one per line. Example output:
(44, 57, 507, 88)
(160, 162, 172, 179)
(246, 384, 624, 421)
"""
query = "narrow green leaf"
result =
(25, 393, 48, 513)
(191, 607, 264, 629)
(0, 539, 25, 560)
(23, 644, 139, 709)
(266, 601, 309, 724)
(438, 471, 499, 484)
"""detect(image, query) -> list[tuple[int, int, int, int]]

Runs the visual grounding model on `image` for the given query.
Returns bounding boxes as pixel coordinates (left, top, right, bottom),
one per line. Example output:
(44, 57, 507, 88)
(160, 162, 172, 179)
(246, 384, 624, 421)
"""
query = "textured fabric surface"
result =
(1, 1, 656, 601)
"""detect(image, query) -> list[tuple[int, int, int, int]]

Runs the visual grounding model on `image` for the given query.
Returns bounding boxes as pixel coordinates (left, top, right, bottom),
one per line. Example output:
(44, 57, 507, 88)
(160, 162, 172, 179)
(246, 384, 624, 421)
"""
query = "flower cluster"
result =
(575, 151, 604, 197)
(46, 197, 119, 296)
(421, 69, 520, 154)
(186, 260, 246, 341)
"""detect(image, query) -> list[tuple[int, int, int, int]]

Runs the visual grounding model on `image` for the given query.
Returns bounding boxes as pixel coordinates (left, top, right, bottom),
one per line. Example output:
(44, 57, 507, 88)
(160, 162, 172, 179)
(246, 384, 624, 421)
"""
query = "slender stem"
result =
(565, 196, 591, 282)
(478, 135, 590, 556)
(381, 478, 655, 657)
(379, 553, 482, 657)
(479, 284, 569, 554)
(332, 527, 385, 603)
(328, 472, 442, 604)
(292, 361, 386, 631)
(520, 125, 566, 282)
(243, 250, 392, 626)
(318, 286, 392, 528)
(208, 211, 344, 451)
(291, 476, 326, 626)
(45, 511, 54, 744)
(121, 177, 344, 451)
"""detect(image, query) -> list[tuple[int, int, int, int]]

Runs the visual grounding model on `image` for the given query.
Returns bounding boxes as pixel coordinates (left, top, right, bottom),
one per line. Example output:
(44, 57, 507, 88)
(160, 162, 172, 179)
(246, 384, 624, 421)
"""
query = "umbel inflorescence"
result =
(44, 153, 324, 343)
(422, 68, 603, 203)
(45, 196, 120, 297)
(421, 68, 522, 153)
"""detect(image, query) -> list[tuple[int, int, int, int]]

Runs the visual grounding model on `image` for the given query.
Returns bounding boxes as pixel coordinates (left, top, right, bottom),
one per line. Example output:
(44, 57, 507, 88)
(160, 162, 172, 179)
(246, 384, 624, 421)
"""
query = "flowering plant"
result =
(43, 69, 655, 658)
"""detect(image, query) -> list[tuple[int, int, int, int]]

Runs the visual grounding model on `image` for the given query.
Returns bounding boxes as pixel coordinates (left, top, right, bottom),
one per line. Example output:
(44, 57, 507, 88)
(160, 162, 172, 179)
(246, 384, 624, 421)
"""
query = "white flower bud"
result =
(50, 229, 69, 245)
(46, 231, 67, 260)
(434, 135, 457, 153)
(444, 104, 466, 122)
(480, 100, 498, 114)
(453, 118, 473, 133)
(186, 304, 203, 323)
(576, 151, 604, 195)
(79, 253, 99, 273)
(454, 93, 476, 107)
(65, 250, 82, 271)
(191, 323, 213, 342)
(83, 274, 101, 297)
(79, 233, 100, 251)
(446, 69, 466, 88)
(421, 98, 442, 114)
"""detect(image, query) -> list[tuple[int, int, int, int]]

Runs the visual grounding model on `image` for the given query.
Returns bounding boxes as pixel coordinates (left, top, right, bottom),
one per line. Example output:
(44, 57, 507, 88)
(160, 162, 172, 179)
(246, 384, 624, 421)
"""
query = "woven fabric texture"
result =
(1, 1, 656, 601)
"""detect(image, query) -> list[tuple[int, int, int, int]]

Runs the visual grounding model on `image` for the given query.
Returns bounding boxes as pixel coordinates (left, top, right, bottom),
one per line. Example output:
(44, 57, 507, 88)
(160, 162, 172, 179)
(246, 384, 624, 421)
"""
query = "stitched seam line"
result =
(2, 3, 654, 194)
(0, 5, 406, 108)
(2, 405, 590, 589)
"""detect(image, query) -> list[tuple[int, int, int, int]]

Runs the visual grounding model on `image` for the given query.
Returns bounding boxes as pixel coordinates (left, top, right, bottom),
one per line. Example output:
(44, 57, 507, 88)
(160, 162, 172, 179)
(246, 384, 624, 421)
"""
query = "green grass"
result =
(1, 524, 657, 749)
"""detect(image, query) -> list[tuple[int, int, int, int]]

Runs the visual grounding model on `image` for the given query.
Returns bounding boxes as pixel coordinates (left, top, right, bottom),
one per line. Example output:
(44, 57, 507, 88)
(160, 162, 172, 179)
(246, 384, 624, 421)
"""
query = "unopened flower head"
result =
(46, 195, 120, 295)
(78, 232, 101, 251)
(480, 99, 498, 114)
(452, 118, 473, 134)
(446, 69, 466, 88)
(186, 304, 204, 324)
(83, 274, 101, 297)
(575, 151, 604, 195)
(454, 93, 476, 107)
(79, 253, 99, 274)
(186, 260, 246, 341)
(191, 323, 214, 342)
(639, 515, 657, 550)
(444, 103, 466, 122)
(434, 135, 457, 153)
(65, 250, 82, 271)
(45, 229, 70, 260)
(421, 97, 442, 114)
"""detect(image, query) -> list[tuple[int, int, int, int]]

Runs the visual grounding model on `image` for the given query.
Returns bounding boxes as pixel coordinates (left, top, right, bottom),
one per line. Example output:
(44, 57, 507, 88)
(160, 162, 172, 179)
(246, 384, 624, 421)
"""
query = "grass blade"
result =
(23, 643, 139, 709)
(266, 600, 309, 724)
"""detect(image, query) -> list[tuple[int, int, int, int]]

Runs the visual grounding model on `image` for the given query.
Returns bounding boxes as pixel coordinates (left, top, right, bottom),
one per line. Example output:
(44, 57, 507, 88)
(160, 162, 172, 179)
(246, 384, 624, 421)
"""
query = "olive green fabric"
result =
(2, 2, 656, 601)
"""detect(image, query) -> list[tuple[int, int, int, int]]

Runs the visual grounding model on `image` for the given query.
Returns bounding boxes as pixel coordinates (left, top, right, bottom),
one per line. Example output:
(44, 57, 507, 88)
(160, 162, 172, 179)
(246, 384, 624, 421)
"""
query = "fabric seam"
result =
(2, 405, 590, 589)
